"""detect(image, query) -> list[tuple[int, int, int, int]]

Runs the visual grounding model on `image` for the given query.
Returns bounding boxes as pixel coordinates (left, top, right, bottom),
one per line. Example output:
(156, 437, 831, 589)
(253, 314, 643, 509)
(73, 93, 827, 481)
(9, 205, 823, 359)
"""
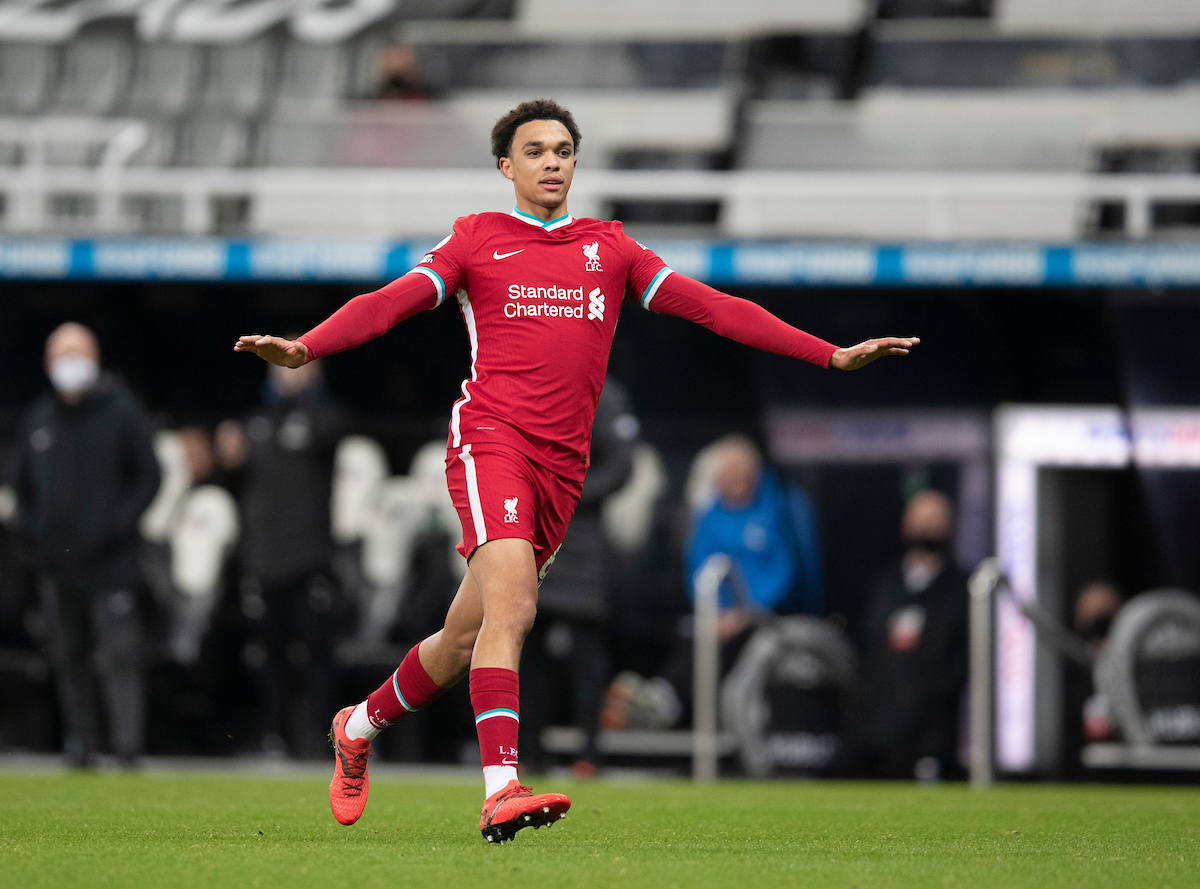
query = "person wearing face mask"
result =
(844, 488, 969, 781)
(218, 351, 348, 757)
(5, 322, 161, 766)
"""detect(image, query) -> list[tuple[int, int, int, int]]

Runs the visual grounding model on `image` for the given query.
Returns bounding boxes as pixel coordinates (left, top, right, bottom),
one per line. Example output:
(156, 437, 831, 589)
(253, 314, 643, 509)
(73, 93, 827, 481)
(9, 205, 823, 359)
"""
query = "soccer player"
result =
(235, 99, 918, 843)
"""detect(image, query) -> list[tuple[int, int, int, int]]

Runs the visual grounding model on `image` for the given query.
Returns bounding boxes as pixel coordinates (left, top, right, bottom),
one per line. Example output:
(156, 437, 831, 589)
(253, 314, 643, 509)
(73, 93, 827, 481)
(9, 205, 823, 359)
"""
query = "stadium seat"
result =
(47, 31, 131, 115)
(332, 435, 390, 546)
(258, 87, 737, 169)
(0, 42, 58, 114)
(471, 43, 639, 91)
(333, 440, 462, 664)
(721, 616, 857, 778)
(742, 89, 1200, 173)
(732, 88, 1200, 238)
(165, 484, 239, 664)
(1095, 588, 1200, 746)
(171, 0, 293, 44)
(356, 451, 460, 642)
(516, 0, 868, 37)
(140, 431, 192, 543)
(124, 43, 202, 117)
(602, 442, 668, 555)
(408, 439, 466, 580)
(124, 120, 179, 168)
(251, 88, 737, 234)
(195, 37, 278, 117)
(451, 89, 737, 167)
(996, 0, 1200, 35)
(175, 116, 252, 167)
(275, 40, 354, 107)
(289, 0, 398, 44)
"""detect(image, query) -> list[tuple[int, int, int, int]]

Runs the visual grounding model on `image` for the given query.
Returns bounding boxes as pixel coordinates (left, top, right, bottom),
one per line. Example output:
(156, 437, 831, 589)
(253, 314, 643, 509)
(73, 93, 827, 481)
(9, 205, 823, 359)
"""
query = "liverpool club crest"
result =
(583, 242, 602, 271)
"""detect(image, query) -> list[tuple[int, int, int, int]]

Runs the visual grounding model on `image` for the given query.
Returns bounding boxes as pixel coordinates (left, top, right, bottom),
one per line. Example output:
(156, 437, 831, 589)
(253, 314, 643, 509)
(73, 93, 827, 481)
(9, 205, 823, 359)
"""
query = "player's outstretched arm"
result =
(233, 335, 307, 367)
(829, 337, 920, 371)
(232, 273, 440, 365)
(645, 273, 918, 370)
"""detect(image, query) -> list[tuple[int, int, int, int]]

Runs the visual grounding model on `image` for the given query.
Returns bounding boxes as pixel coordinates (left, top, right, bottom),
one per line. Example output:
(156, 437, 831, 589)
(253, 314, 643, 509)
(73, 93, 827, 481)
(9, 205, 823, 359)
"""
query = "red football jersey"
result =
(412, 208, 671, 479)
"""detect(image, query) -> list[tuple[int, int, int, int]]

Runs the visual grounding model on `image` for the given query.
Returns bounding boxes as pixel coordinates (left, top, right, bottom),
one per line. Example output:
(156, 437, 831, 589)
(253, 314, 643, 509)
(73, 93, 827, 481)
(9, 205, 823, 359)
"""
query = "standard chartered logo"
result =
(503, 282, 606, 322)
(587, 287, 605, 321)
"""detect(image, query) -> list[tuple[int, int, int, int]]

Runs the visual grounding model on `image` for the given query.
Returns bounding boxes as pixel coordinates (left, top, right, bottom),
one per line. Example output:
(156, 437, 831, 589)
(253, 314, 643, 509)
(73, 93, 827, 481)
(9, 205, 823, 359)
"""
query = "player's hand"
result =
(829, 336, 919, 371)
(233, 334, 308, 367)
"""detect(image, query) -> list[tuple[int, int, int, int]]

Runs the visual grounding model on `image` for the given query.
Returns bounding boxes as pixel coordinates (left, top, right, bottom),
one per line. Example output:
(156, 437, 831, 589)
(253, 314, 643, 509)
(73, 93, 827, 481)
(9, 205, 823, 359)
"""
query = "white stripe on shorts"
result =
(459, 444, 487, 547)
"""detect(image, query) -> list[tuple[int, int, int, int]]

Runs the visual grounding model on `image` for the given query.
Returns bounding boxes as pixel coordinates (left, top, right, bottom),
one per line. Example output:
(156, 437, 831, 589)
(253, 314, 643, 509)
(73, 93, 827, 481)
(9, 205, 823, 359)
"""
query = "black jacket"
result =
(846, 560, 969, 760)
(6, 375, 161, 590)
(238, 385, 347, 585)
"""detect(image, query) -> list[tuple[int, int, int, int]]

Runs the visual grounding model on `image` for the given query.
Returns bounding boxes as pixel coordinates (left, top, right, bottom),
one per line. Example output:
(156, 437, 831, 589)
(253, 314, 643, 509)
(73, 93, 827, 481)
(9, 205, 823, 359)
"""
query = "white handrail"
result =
(968, 558, 1004, 789)
(4, 160, 1200, 239)
(692, 553, 731, 783)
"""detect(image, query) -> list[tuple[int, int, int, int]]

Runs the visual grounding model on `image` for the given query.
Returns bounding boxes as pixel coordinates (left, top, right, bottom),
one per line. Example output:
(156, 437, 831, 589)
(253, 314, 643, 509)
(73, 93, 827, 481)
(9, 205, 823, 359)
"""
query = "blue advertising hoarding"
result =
(3, 238, 1200, 287)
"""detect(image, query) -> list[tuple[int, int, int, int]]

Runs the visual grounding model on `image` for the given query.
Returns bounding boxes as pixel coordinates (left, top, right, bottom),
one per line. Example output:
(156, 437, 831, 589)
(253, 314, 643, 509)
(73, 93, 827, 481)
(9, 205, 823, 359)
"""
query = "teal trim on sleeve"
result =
(409, 266, 446, 306)
(641, 267, 673, 309)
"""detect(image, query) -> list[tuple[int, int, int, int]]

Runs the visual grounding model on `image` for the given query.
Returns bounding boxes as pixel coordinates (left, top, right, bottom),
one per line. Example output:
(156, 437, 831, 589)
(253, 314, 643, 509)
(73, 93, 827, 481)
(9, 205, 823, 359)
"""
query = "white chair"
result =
(409, 439, 466, 579)
(602, 442, 668, 555)
(357, 476, 429, 642)
(140, 430, 191, 543)
(0, 43, 57, 114)
(174, 116, 252, 167)
(48, 33, 131, 115)
(196, 37, 278, 117)
(166, 485, 239, 664)
(124, 43, 202, 118)
(331, 434, 389, 545)
(354, 439, 465, 642)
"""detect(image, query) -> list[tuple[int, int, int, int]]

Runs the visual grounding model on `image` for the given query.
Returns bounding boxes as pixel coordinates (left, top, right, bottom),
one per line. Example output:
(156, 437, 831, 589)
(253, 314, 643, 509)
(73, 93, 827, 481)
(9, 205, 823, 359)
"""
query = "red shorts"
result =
(445, 442, 583, 581)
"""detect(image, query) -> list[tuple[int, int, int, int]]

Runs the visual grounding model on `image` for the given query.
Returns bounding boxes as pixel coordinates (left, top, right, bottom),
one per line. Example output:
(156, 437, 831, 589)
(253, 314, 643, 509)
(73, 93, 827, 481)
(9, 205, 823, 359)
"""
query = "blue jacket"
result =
(686, 470, 824, 615)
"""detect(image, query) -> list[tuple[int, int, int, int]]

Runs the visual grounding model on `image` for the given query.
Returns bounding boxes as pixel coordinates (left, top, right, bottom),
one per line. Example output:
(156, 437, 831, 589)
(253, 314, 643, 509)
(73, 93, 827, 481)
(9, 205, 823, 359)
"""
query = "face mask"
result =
(49, 355, 99, 396)
(905, 537, 948, 557)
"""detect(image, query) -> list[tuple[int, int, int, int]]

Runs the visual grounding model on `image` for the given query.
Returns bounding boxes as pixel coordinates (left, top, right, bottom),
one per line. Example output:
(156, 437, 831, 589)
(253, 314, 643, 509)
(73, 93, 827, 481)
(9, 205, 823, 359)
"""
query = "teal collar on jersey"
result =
(510, 206, 574, 232)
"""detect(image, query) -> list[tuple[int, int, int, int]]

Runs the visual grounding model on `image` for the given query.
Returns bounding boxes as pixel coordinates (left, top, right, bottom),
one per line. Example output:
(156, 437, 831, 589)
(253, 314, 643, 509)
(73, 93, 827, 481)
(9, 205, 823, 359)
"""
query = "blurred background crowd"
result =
(2, 0, 1200, 782)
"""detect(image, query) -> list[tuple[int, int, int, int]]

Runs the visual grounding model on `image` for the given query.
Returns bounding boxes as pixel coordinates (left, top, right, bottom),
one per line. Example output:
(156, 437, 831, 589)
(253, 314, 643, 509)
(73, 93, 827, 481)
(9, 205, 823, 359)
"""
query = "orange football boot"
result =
(479, 779, 570, 844)
(328, 705, 372, 825)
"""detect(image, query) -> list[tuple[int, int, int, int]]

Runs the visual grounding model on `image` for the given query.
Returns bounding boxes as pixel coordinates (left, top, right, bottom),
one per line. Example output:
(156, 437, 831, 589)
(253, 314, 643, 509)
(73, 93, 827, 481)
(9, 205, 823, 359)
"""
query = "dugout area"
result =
(2, 278, 1200, 777)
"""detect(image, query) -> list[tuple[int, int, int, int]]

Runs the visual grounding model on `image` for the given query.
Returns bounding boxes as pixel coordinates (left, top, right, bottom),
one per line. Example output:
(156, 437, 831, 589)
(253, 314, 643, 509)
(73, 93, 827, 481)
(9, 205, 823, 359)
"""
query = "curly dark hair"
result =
(490, 99, 581, 169)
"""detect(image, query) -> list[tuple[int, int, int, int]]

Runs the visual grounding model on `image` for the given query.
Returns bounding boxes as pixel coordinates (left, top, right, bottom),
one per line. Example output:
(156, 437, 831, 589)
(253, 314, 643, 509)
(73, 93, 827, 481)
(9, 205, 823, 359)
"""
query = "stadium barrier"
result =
(968, 559, 1001, 788)
(7, 237, 1200, 288)
(968, 560, 1200, 781)
(993, 406, 1200, 774)
(541, 554, 735, 781)
(691, 553, 728, 782)
(5, 156, 1200, 241)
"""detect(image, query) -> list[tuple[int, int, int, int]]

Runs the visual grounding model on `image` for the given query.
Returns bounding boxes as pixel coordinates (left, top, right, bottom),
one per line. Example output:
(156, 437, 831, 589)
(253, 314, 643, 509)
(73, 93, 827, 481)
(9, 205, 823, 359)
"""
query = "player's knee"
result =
(516, 598, 537, 639)
(497, 596, 537, 641)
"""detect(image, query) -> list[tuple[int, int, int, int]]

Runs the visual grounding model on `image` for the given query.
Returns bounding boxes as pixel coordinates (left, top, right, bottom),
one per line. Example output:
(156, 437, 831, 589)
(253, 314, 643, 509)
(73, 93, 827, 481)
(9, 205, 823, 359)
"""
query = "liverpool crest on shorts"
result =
(583, 242, 602, 271)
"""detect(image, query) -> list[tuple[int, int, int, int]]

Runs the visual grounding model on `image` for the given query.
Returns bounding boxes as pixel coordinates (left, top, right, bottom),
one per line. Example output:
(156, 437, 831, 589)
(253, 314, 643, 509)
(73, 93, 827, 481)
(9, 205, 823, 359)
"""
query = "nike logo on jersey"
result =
(493, 249, 525, 260)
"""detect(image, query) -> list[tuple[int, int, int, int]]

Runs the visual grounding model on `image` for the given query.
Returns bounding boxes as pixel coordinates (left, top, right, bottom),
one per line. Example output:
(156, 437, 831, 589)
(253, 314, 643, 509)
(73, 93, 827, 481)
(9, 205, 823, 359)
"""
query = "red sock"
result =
(365, 644, 446, 730)
(470, 667, 520, 769)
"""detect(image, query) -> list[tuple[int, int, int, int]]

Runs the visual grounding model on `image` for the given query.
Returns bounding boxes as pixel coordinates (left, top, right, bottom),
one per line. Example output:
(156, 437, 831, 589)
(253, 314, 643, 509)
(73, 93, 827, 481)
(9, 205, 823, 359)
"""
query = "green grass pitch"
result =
(1, 771, 1197, 888)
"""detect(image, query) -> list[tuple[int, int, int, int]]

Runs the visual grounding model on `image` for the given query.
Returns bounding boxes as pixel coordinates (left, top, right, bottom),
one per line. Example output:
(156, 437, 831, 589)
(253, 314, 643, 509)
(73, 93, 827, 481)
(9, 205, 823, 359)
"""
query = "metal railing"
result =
(691, 553, 731, 782)
(5, 126, 1200, 241)
(967, 558, 1003, 789)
